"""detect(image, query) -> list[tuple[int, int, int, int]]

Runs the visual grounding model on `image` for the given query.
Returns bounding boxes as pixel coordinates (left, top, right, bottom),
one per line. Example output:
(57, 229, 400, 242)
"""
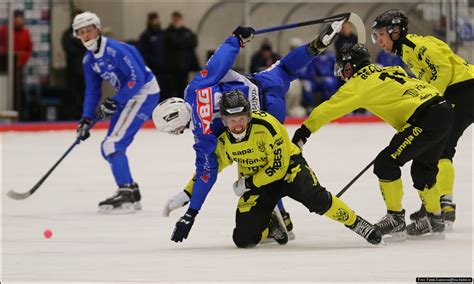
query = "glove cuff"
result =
(300, 124, 312, 138)
(185, 208, 199, 218)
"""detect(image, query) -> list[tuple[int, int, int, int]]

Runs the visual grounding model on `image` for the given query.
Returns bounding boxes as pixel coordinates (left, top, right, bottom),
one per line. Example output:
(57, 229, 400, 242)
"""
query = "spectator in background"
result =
(0, 9, 33, 68)
(335, 21, 358, 53)
(0, 9, 33, 119)
(250, 39, 281, 73)
(163, 11, 199, 101)
(138, 12, 166, 95)
(61, 8, 86, 120)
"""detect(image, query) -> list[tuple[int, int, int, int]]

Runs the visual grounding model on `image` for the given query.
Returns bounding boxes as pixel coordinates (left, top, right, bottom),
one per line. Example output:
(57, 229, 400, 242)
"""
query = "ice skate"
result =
(441, 196, 455, 232)
(268, 207, 289, 245)
(374, 210, 407, 242)
(347, 216, 383, 245)
(98, 186, 135, 214)
(407, 213, 445, 239)
(282, 211, 296, 241)
(131, 183, 142, 210)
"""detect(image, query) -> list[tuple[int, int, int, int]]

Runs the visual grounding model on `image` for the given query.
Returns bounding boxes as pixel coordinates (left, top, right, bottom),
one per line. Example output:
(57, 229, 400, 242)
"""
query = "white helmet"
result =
(72, 11, 101, 51)
(153, 97, 191, 135)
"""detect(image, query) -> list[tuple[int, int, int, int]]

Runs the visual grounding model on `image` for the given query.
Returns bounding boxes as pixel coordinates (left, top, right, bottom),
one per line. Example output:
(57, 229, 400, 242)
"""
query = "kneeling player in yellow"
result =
(292, 43, 454, 239)
(170, 90, 382, 247)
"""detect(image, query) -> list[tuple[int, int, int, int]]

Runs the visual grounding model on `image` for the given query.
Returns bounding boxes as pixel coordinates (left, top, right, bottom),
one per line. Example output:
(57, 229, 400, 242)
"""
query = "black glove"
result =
(76, 117, 91, 141)
(98, 98, 118, 119)
(233, 26, 255, 47)
(171, 208, 198, 243)
(292, 124, 312, 149)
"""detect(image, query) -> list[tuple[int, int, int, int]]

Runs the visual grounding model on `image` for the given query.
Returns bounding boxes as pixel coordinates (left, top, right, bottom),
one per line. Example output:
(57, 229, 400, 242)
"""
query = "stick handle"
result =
(254, 13, 349, 35)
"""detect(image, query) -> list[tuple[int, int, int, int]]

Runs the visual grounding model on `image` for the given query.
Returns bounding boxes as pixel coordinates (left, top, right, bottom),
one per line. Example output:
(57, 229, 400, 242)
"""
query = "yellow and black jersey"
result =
(401, 34, 474, 93)
(216, 111, 301, 188)
(185, 111, 300, 194)
(303, 64, 442, 133)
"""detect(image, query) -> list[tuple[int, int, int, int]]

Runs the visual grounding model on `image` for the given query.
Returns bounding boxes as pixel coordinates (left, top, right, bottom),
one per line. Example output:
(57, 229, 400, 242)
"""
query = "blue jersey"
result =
(185, 36, 315, 210)
(81, 37, 157, 118)
(184, 36, 263, 210)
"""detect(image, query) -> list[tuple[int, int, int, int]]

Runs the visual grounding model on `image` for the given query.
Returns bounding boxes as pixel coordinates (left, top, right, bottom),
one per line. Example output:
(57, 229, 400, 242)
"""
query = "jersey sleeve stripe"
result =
(251, 117, 277, 136)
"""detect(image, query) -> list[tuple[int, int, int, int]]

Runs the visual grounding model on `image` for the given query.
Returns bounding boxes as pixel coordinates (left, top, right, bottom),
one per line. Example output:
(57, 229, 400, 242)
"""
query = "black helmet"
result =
(334, 43, 371, 81)
(219, 89, 251, 117)
(219, 90, 251, 140)
(372, 9, 409, 43)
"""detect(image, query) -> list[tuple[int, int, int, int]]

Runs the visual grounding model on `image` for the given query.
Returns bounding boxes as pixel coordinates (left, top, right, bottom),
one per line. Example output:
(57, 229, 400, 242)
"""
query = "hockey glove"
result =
(171, 208, 198, 242)
(292, 124, 312, 150)
(76, 117, 91, 141)
(233, 177, 255, 197)
(310, 19, 344, 55)
(162, 190, 191, 217)
(98, 98, 118, 119)
(233, 26, 255, 47)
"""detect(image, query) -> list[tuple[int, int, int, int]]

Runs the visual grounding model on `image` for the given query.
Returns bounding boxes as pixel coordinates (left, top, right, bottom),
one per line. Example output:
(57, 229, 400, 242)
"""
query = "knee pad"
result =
(373, 150, 401, 181)
(232, 229, 258, 248)
(307, 187, 332, 215)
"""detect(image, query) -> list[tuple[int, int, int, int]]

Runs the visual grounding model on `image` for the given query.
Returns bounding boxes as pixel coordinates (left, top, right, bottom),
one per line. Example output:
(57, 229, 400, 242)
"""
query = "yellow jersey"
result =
(303, 64, 442, 133)
(401, 34, 474, 93)
(185, 111, 301, 193)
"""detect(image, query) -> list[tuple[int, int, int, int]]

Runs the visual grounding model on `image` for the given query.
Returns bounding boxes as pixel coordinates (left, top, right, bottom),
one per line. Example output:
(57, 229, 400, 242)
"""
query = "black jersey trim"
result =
(252, 117, 277, 137)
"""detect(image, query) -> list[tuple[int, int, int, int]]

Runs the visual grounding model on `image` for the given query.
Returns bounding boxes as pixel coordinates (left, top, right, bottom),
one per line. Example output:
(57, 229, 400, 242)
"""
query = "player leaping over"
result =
(153, 20, 344, 240)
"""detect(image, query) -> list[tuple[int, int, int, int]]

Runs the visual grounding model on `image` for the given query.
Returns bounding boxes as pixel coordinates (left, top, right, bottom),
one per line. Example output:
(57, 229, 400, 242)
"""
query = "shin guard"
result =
(437, 159, 455, 197)
(379, 179, 404, 212)
(323, 195, 357, 226)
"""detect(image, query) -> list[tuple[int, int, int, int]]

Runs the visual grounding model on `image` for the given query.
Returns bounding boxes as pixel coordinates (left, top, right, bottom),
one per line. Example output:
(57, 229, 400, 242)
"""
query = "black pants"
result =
(442, 80, 474, 160)
(373, 97, 454, 190)
(232, 156, 333, 248)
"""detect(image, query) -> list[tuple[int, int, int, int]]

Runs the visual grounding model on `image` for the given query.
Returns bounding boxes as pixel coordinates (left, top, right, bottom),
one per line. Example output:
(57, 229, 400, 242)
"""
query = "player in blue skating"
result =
(73, 12, 161, 213)
(152, 20, 344, 242)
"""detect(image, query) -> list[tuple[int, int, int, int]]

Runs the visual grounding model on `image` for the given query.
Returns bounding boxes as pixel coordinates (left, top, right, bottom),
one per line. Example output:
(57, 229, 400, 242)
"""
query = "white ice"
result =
(1, 123, 472, 283)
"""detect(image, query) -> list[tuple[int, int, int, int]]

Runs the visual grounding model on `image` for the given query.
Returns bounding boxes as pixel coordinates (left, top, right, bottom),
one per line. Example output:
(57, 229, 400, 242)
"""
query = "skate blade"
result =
(444, 221, 453, 232)
(260, 231, 295, 244)
(372, 239, 386, 247)
(407, 232, 445, 240)
(288, 230, 296, 241)
(134, 201, 142, 211)
(98, 203, 135, 215)
(383, 231, 407, 243)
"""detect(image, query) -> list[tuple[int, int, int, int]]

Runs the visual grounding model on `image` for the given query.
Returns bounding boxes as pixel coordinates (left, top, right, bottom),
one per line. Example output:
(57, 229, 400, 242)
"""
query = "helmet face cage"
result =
(335, 43, 370, 81)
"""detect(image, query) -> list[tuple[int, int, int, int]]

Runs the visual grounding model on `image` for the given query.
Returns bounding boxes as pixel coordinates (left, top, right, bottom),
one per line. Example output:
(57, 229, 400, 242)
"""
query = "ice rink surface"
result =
(1, 123, 472, 283)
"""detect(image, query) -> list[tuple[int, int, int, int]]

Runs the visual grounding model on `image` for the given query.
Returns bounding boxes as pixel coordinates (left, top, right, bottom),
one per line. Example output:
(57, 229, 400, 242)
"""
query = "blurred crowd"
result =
(0, 9, 411, 121)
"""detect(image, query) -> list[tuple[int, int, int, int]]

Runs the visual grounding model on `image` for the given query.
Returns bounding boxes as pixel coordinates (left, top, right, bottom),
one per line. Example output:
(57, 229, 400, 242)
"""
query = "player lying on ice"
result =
(153, 19, 346, 239)
(167, 91, 382, 246)
(292, 43, 454, 240)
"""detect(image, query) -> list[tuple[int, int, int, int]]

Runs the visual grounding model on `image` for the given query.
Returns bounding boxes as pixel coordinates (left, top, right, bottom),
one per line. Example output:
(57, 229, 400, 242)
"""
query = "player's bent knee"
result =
(307, 187, 332, 215)
(373, 151, 401, 181)
(232, 230, 258, 248)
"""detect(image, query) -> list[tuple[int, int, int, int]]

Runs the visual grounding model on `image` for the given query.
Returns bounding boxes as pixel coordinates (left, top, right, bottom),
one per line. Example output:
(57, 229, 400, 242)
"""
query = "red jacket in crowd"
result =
(0, 24, 33, 68)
